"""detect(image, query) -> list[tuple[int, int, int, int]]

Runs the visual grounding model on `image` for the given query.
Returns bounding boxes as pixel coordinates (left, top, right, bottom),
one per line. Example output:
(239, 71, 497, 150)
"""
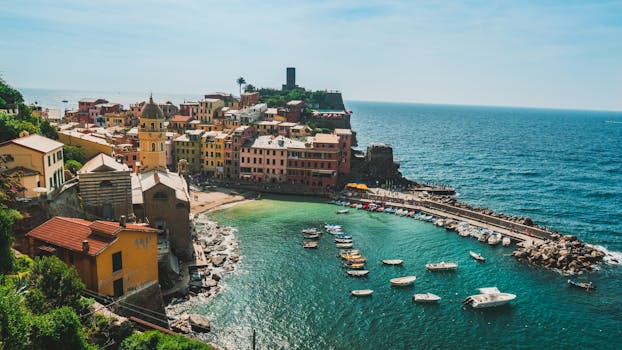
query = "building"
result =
(58, 129, 115, 159)
(179, 102, 199, 119)
(0, 134, 65, 197)
(168, 115, 193, 131)
(255, 120, 281, 135)
(284, 100, 305, 123)
(104, 113, 125, 128)
(282, 67, 297, 90)
(201, 131, 227, 178)
(240, 135, 302, 183)
(240, 92, 260, 108)
(25, 216, 159, 298)
(78, 98, 108, 124)
(78, 153, 133, 219)
(286, 133, 340, 189)
(198, 98, 225, 124)
(173, 130, 203, 174)
(158, 102, 179, 119)
(138, 96, 167, 173)
(224, 125, 255, 179)
(334, 129, 352, 176)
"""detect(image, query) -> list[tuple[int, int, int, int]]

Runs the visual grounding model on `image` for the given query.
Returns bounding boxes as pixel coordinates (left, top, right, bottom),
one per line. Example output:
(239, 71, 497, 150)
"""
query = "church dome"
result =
(141, 95, 164, 120)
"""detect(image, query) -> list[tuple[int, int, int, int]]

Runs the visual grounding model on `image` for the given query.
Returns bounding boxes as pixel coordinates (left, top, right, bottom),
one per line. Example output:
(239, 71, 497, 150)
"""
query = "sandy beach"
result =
(189, 187, 254, 215)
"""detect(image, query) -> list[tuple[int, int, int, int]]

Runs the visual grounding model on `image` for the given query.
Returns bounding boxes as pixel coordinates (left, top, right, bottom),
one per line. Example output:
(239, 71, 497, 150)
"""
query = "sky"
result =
(1, 0, 621, 110)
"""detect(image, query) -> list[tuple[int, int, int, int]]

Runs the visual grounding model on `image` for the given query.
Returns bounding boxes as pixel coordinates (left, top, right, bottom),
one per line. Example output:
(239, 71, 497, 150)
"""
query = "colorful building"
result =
(58, 129, 115, 159)
(198, 98, 225, 124)
(173, 130, 202, 174)
(25, 216, 159, 298)
(138, 96, 167, 173)
(286, 133, 340, 189)
(240, 135, 303, 183)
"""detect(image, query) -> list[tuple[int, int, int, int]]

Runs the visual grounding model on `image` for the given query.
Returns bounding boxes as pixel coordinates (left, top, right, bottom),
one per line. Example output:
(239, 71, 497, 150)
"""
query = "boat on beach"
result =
(336, 209, 349, 214)
(336, 242, 353, 248)
(382, 259, 404, 265)
(413, 293, 441, 303)
(351, 289, 373, 296)
(347, 270, 369, 277)
(469, 251, 486, 262)
(463, 287, 516, 308)
(426, 262, 458, 271)
(567, 279, 596, 291)
(390, 275, 417, 286)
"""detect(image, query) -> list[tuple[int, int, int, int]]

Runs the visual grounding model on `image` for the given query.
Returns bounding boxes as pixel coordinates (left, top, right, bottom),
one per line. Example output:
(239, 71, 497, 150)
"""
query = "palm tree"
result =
(236, 77, 246, 96)
(244, 84, 256, 93)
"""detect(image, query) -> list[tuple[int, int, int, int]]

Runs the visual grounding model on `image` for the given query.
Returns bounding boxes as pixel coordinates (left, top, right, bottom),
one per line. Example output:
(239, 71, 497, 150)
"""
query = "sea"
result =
(21, 89, 622, 349)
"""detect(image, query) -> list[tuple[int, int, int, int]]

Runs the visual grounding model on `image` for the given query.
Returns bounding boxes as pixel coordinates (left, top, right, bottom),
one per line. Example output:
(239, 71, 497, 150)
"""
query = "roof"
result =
(169, 115, 192, 123)
(78, 153, 129, 174)
(138, 170, 190, 202)
(287, 100, 304, 106)
(250, 135, 306, 149)
(59, 130, 113, 147)
(2, 134, 64, 153)
(279, 122, 297, 127)
(79, 98, 108, 104)
(141, 96, 164, 120)
(334, 128, 352, 136)
(173, 134, 189, 142)
(201, 98, 222, 103)
(313, 133, 339, 143)
(26, 216, 159, 256)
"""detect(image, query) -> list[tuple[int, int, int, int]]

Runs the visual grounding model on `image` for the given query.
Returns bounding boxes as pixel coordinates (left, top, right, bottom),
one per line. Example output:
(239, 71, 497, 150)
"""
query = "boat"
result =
(343, 262, 365, 269)
(346, 257, 367, 263)
(382, 259, 404, 265)
(458, 229, 470, 237)
(356, 204, 363, 209)
(478, 232, 489, 242)
(390, 276, 417, 286)
(351, 289, 373, 297)
(413, 293, 441, 303)
(324, 224, 342, 230)
(61, 99, 68, 103)
(303, 233, 320, 239)
(341, 252, 362, 259)
(335, 238, 353, 243)
(376, 207, 385, 212)
(335, 234, 352, 239)
(326, 228, 343, 235)
(336, 209, 349, 214)
(462, 287, 516, 308)
(426, 262, 458, 271)
(567, 279, 596, 291)
(335, 242, 353, 248)
(502, 237, 511, 247)
(301, 228, 320, 234)
(469, 251, 486, 262)
(347, 270, 369, 277)
(339, 249, 360, 257)
(349, 203, 358, 208)
(303, 241, 318, 249)
(487, 233, 502, 245)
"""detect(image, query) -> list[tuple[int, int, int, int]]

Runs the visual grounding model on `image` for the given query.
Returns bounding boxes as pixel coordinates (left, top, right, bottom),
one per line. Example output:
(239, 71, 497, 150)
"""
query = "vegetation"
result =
(30, 306, 91, 350)
(0, 284, 31, 349)
(120, 330, 213, 350)
(26, 256, 85, 314)
(244, 84, 256, 93)
(257, 87, 335, 109)
(0, 208, 21, 274)
(236, 77, 246, 96)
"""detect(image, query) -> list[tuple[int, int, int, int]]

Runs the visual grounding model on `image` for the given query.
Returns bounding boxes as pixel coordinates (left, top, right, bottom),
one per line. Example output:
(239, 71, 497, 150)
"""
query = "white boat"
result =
(301, 228, 319, 234)
(303, 241, 318, 249)
(347, 270, 369, 277)
(356, 204, 363, 209)
(413, 293, 441, 303)
(469, 251, 486, 262)
(336, 242, 353, 248)
(336, 209, 349, 214)
(463, 287, 516, 308)
(488, 233, 502, 245)
(351, 289, 373, 296)
(502, 237, 511, 247)
(458, 229, 470, 237)
(335, 238, 353, 243)
(324, 224, 342, 230)
(390, 276, 417, 286)
(326, 228, 343, 235)
(478, 233, 489, 242)
(426, 262, 458, 271)
(382, 259, 404, 265)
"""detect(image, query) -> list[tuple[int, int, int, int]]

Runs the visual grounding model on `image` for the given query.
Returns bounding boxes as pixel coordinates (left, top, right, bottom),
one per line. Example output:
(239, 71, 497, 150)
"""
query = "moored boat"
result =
(335, 238, 353, 243)
(303, 233, 320, 239)
(346, 257, 367, 263)
(347, 270, 369, 277)
(302, 228, 320, 234)
(462, 287, 516, 308)
(303, 241, 318, 249)
(413, 293, 441, 303)
(426, 262, 458, 271)
(469, 251, 486, 262)
(336, 209, 349, 214)
(336, 242, 353, 248)
(502, 237, 511, 247)
(567, 279, 596, 291)
(324, 224, 342, 230)
(335, 234, 352, 239)
(487, 233, 502, 245)
(390, 275, 417, 286)
(343, 262, 365, 269)
(382, 259, 404, 265)
(351, 289, 373, 296)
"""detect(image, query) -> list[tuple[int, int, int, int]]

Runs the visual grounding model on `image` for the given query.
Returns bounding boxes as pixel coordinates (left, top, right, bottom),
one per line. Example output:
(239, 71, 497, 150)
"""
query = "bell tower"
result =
(138, 95, 167, 173)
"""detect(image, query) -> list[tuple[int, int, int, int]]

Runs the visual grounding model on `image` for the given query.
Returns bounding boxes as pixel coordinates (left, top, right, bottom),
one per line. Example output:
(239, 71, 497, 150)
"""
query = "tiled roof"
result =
(3, 134, 64, 153)
(79, 153, 129, 174)
(313, 133, 339, 143)
(169, 115, 192, 123)
(334, 128, 352, 135)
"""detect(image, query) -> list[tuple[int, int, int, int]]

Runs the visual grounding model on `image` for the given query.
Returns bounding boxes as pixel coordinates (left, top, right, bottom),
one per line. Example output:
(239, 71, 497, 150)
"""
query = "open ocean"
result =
(22, 89, 622, 349)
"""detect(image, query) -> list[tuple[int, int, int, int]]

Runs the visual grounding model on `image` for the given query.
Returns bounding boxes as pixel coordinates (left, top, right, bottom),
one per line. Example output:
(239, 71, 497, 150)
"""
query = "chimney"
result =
(82, 240, 89, 253)
(119, 215, 126, 227)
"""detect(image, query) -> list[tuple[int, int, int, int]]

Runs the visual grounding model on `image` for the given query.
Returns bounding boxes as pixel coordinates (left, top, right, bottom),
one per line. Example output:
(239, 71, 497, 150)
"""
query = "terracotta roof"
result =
(169, 115, 192, 123)
(26, 216, 159, 256)
(3, 134, 64, 153)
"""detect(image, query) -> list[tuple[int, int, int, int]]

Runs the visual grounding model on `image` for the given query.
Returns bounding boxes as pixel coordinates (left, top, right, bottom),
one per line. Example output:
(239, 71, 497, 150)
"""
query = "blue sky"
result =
(1, 0, 621, 110)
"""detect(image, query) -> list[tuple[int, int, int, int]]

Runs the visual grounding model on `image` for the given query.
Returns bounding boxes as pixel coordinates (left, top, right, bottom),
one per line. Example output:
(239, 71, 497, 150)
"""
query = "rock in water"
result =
(212, 255, 226, 266)
(188, 314, 211, 333)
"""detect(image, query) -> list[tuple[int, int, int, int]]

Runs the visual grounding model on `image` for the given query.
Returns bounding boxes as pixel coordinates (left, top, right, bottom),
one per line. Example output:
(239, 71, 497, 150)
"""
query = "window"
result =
(100, 180, 113, 187)
(153, 191, 168, 200)
(112, 251, 122, 272)
(48, 155, 51, 166)
(113, 278, 124, 297)
(151, 143, 155, 152)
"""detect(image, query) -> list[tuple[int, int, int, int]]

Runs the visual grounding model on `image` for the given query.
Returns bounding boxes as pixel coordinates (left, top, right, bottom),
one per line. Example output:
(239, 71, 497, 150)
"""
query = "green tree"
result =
(30, 306, 90, 350)
(243, 84, 256, 93)
(120, 330, 213, 350)
(0, 208, 21, 274)
(27, 256, 85, 313)
(65, 159, 83, 174)
(0, 284, 32, 350)
(236, 77, 246, 96)
(63, 145, 86, 164)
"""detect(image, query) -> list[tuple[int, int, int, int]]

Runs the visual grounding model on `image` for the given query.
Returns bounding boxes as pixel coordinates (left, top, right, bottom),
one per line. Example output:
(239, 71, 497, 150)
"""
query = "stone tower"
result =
(138, 95, 167, 173)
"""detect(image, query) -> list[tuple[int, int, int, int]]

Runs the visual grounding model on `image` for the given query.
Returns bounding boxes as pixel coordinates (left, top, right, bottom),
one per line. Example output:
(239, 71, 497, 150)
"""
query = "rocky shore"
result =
(166, 213, 241, 335)
(512, 234, 606, 274)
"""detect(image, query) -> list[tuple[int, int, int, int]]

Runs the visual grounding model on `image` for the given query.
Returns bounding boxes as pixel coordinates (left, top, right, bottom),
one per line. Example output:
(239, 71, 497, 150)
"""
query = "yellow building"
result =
(0, 133, 65, 197)
(58, 130, 114, 159)
(138, 96, 167, 172)
(200, 131, 228, 178)
(198, 98, 225, 124)
(173, 130, 203, 174)
(104, 112, 126, 128)
(25, 216, 159, 298)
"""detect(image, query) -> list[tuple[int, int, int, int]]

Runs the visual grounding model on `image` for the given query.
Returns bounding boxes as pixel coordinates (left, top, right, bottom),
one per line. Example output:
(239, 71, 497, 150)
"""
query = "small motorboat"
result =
(488, 233, 502, 245)
(463, 287, 516, 308)
(326, 228, 343, 235)
(376, 207, 385, 212)
(303, 233, 320, 239)
(302, 228, 320, 234)
(426, 262, 458, 271)
(341, 253, 362, 260)
(347, 270, 369, 277)
(336, 242, 353, 248)
(346, 257, 367, 263)
(356, 204, 363, 209)
(303, 241, 318, 249)
(390, 276, 416, 286)
(478, 232, 489, 242)
(335, 234, 352, 239)
(343, 262, 366, 269)
(502, 237, 511, 247)
(349, 203, 358, 208)
(568, 279, 596, 291)
(382, 259, 404, 265)
(324, 224, 342, 230)
(339, 249, 360, 257)
(336, 209, 349, 214)
(413, 293, 441, 303)
(469, 251, 485, 262)
(61, 99, 69, 103)
(335, 238, 353, 243)
(351, 289, 373, 297)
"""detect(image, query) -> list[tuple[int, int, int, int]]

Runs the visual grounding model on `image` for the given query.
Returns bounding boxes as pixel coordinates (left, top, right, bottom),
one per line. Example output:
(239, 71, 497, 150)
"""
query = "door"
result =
(113, 278, 124, 298)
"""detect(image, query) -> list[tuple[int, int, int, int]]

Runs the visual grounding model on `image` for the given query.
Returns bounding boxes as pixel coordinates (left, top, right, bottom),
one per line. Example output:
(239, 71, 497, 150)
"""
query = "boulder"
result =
(205, 279, 218, 287)
(212, 273, 221, 281)
(188, 314, 211, 333)
(212, 255, 226, 267)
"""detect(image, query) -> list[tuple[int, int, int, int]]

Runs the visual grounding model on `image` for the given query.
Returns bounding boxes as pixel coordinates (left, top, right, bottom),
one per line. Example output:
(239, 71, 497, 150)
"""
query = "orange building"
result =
(25, 216, 159, 298)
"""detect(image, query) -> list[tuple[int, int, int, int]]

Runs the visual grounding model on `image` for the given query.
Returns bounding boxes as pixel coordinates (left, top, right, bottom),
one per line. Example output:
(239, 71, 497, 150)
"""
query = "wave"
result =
(587, 244, 622, 265)
(605, 120, 622, 124)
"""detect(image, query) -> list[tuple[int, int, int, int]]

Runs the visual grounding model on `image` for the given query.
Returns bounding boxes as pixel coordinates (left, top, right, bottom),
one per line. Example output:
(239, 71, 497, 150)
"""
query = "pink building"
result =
(239, 135, 304, 183)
